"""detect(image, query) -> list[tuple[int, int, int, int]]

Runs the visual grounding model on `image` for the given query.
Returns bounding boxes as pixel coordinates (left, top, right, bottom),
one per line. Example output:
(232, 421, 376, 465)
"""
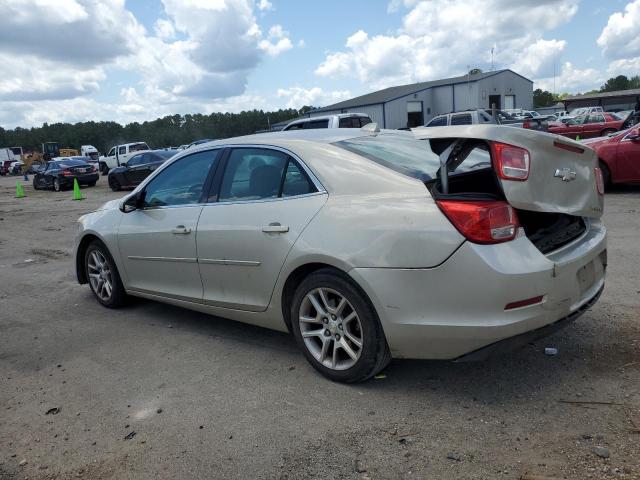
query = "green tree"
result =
(600, 75, 630, 92)
(533, 88, 556, 108)
(468, 68, 483, 75)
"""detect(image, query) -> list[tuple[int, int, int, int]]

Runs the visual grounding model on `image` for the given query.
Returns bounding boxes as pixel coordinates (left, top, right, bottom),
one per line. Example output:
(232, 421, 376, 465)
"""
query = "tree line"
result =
(534, 74, 640, 108)
(0, 107, 313, 154)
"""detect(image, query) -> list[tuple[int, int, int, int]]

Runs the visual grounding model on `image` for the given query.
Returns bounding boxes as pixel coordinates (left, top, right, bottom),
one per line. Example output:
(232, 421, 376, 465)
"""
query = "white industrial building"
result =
(307, 69, 533, 129)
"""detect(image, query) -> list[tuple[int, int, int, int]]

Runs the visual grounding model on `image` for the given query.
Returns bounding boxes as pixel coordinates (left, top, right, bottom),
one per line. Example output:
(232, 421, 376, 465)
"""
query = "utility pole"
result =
(491, 46, 494, 71)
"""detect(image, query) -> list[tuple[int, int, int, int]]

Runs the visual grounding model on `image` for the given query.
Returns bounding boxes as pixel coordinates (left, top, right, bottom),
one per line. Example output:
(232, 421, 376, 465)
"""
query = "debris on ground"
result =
(124, 431, 137, 440)
(544, 347, 558, 356)
(45, 407, 60, 415)
(446, 452, 461, 461)
(591, 446, 610, 458)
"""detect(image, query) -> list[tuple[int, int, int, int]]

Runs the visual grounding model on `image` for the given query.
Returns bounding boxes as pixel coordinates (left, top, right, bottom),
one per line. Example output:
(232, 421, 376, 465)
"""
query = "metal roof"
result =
(312, 69, 531, 113)
(564, 88, 640, 101)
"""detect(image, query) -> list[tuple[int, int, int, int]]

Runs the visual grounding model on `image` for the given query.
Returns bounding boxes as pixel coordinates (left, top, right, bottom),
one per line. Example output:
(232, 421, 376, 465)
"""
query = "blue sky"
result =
(1, 0, 639, 127)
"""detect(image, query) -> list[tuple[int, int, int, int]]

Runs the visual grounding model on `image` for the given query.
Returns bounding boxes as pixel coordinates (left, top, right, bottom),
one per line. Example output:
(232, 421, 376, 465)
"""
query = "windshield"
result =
(569, 108, 586, 116)
(334, 134, 440, 180)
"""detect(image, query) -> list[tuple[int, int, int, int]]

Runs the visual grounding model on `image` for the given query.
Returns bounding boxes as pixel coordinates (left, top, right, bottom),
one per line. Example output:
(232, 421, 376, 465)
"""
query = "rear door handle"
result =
(171, 225, 192, 234)
(262, 222, 289, 233)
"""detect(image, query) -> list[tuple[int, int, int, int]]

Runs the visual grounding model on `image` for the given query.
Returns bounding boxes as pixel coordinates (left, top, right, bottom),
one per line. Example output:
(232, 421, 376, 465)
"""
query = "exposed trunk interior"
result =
(426, 138, 587, 255)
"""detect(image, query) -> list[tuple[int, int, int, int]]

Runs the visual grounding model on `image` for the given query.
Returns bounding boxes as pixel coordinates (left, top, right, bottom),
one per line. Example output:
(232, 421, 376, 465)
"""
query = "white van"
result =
(81, 145, 100, 161)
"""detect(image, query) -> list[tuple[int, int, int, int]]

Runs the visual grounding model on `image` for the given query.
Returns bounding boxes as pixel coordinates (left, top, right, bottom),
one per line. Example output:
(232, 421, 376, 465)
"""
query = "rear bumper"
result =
(454, 284, 603, 361)
(62, 173, 99, 186)
(350, 219, 607, 360)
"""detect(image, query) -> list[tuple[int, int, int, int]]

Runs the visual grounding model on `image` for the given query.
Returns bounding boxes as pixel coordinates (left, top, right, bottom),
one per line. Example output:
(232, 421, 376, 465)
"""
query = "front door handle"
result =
(171, 225, 192, 234)
(262, 222, 289, 233)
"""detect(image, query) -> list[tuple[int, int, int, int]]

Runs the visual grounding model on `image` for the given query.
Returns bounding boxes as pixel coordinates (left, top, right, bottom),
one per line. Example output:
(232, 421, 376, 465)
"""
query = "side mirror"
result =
(629, 134, 640, 142)
(119, 190, 145, 213)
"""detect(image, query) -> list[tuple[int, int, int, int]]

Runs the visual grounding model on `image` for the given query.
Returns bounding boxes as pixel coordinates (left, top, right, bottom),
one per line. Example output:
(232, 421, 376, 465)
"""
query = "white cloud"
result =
(597, 0, 640, 59)
(154, 18, 176, 40)
(256, 0, 273, 11)
(258, 24, 293, 56)
(534, 62, 603, 94)
(276, 87, 351, 109)
(316, 0, 579, 89)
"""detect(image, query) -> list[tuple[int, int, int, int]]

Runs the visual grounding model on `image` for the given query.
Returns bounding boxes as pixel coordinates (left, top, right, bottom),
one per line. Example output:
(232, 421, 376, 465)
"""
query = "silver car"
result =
(74, 126, 607, 382)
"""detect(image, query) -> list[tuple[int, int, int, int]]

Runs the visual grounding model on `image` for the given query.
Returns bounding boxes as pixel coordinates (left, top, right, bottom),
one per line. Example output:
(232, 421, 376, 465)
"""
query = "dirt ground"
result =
(0, 174, 638, 480)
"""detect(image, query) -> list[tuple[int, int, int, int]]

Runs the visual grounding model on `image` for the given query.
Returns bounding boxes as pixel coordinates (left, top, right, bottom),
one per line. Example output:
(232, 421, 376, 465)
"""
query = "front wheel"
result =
(109, 177, 121, 192)
(100, 162, 109, 175)
(85, 241, 127, 308)
(291, 269, 391, 383)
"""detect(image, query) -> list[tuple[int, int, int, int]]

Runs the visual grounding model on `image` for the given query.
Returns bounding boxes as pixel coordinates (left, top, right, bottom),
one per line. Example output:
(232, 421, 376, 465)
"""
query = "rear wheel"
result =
(85, 241, 127, 308)
(109, 176, 121, 192)
(599, 160, 611, 190)
(291, 269, 391, 383)
(53, 178, 61, 192)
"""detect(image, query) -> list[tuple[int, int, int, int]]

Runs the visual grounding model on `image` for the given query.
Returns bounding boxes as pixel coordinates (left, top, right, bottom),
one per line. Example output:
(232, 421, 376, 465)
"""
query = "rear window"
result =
(130, 143, 149, 152)
(55, 159, 86, 167)
(339, 117, 371, 128)
(451, 114, 472, 125)
(334, 135, 440, 180)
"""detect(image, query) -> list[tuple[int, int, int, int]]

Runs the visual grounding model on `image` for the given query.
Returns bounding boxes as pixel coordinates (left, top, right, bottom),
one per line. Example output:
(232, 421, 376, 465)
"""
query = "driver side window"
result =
(108, 147, 115, 157)
(143, 150, 219, 208)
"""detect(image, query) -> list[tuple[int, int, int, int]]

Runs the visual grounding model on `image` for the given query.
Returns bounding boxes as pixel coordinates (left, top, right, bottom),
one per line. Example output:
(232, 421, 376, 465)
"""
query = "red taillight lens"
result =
(491, 142, 530, 181)
(437, 200, 519, 244)
(505, 295, 544, 310)
(594, 167, 605, 195)
(62, 169, 73, 176)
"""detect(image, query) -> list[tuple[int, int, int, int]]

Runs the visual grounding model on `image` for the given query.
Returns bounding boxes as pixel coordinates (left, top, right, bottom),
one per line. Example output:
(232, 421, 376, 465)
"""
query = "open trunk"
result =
(415, 126, 604, 254)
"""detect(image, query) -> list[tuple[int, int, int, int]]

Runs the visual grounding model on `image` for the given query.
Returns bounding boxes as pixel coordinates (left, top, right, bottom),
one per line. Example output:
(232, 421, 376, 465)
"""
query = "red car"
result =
(548, 113, 625, 140)
(583, 126, 640, 186)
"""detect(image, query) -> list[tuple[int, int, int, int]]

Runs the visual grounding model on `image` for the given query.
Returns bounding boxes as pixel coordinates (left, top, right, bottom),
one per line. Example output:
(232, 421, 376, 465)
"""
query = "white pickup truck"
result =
(99, 142, 150, 174)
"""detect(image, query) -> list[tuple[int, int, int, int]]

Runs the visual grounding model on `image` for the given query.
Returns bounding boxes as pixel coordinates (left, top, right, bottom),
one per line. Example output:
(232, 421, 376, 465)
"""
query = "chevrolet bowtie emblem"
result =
(554, 168, 577, 182)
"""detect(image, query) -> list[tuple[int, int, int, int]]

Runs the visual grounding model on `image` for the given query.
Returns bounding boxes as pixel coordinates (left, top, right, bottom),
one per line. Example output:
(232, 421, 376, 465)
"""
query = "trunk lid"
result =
(413, 125, 604, 218)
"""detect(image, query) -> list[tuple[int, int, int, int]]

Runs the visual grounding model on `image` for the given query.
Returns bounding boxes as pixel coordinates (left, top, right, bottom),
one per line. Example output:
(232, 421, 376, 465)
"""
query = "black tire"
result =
(88, 181, 96, 187)
(109, 176, 121, 192)
(33, 179, 39, 190)
(53, 178, 61, 192)
(84, 240, 127, 308)
(599, 160, 611, 190)
(100, 162, 109, 176)
(290, 269, 391, 383)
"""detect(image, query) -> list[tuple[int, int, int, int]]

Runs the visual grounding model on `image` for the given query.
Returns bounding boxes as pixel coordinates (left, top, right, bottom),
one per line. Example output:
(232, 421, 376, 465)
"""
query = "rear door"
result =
(196, 147, 327, 311)
(584, 114, 605, 138)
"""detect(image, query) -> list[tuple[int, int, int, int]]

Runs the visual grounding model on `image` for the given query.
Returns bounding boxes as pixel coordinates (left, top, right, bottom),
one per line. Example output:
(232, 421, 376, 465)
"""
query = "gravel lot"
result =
(0, 174, 638, 480)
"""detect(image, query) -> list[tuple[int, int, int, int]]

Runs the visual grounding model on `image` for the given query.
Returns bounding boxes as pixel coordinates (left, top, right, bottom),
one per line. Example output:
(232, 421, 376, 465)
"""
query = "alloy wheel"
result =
(54, 178, 60, 191)
(87, 250, 113, 301)
(298, 287, 363, 370)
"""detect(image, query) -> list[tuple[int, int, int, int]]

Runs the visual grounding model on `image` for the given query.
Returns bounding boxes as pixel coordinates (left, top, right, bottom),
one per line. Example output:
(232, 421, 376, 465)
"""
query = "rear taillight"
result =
(491, 142, 530, 181)
(594, 167, 605, 195)
(437, 200, 519, 244)
(62, 169, 73, 176)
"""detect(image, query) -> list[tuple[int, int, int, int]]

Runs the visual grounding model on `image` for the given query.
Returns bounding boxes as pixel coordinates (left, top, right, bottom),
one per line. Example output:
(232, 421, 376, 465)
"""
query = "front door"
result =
(117, 149, 220, 300)
(197, 147, 327, 311)
(489, 95, 501, 110)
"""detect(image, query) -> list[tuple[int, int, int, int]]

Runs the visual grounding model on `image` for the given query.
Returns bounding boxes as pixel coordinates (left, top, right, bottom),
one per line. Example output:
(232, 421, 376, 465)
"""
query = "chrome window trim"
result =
(127, 256, 197, 263)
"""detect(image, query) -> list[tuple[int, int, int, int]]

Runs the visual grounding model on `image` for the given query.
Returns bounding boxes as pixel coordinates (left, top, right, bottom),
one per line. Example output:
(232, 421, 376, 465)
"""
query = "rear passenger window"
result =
(427, 116, 447, 127)
(359, 117, 372, 127)
(303, 120, 329, 129)
(218, 149, 317, 202)
(339, 118, 358, 128)
(451, 114, 472, 125)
